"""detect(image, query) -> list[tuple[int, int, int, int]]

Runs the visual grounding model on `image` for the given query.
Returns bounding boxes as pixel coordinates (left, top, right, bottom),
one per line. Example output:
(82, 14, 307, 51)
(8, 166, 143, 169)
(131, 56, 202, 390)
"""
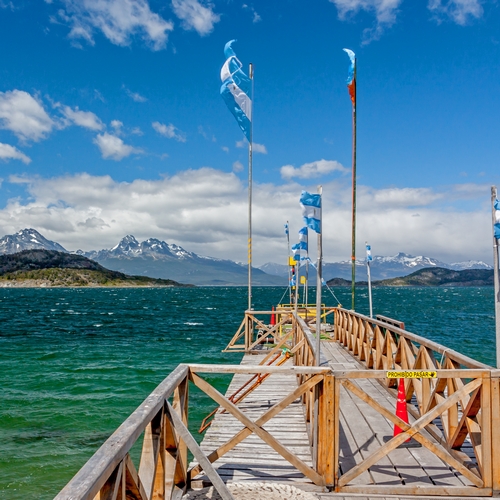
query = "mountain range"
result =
(0, 228, 493, 285)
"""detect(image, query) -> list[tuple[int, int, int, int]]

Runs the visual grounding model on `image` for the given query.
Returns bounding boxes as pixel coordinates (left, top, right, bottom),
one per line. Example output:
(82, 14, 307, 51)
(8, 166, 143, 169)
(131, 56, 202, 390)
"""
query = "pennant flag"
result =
(366, 243, 373, 262)
(495, 198, 500, 239)
(343, 48, 356, 106)
(291, 243, 301, 262)
(300, 191, 321, 233)
(284, 222, 289, 236)
(220, 40, 252, 141)
(298, 226, 308, 251)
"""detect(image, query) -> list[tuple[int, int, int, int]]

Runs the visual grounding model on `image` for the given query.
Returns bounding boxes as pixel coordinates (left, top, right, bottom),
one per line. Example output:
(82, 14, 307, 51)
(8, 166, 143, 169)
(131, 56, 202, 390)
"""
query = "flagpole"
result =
(248, 63, 254, 311)
(351, 58, 357, 311)
(286, 221, 291, 303)
(316, 185, 323, 366)
(492, 186, 500, 367)
(366, 242, 373, 318)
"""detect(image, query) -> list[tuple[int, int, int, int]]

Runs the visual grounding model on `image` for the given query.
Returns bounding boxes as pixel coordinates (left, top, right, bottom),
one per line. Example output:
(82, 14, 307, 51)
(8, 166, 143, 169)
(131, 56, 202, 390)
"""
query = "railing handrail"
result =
(54, 364, 189, 500)
(337, 307, 493, 370)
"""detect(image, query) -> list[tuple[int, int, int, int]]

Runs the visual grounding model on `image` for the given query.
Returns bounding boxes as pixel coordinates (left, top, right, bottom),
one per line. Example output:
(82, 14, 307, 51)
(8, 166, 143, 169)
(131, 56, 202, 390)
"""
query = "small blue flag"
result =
(284, 223, 289, 236)
(495, 199, 500, 239)
(366, 243, 373, 262)
(220, 40, 252, 141)
(300, 191, 321, 234)
(298, 226, 308, 251)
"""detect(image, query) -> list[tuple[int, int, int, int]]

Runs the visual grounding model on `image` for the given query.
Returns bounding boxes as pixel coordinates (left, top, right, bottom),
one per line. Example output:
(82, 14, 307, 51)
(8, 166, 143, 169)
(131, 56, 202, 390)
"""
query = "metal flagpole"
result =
(316, 185, 323, 366)
(351, 58, 357, 311)
(286, 221, 291, 303)
(491, 186, 500, 367)
(366, 242, 373, 318)
(248, 63, 254, 311)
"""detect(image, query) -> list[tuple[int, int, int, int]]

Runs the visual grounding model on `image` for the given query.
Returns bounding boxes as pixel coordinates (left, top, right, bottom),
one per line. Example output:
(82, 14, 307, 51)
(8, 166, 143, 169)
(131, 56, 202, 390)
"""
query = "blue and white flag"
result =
(284, 223, 289, 236)
(220, 40, 252, 141)
(300, 191, 321, 234)
(366, 243, 373, 262)
(495, 198, 500, 239)
(297, 226, 308, 251)
(291, 243, 301, 262)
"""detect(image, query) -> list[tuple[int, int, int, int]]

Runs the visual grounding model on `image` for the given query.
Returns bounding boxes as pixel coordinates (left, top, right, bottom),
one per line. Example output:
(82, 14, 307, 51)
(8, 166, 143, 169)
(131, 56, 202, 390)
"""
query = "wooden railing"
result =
(223, 306, 336, 352)
(329, 307, 500, 497)
(54, 307, 500, 498)
(55, 362, 331, 500)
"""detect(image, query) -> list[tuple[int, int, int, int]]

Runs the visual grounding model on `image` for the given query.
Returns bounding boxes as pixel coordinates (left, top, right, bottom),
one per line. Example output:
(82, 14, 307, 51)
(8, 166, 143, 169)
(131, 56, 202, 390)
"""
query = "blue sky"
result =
(0, 0, 499, 265)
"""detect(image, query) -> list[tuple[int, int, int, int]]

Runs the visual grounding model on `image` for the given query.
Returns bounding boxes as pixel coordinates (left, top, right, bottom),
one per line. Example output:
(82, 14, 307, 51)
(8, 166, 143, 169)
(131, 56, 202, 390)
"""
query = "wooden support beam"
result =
(165, 402, 234, 500)
(190, 372, 325, 486)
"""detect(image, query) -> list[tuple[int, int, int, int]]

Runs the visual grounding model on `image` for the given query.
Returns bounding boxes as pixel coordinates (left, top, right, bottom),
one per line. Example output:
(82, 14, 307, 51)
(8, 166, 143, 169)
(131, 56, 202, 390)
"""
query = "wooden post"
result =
(491, 371, 500, 494)
(317, 373, 335, 486)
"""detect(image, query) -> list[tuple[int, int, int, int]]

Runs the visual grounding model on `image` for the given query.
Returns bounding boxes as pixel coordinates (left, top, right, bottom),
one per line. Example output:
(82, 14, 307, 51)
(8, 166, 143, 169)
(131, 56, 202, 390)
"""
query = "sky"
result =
(0, 0, 499, 266)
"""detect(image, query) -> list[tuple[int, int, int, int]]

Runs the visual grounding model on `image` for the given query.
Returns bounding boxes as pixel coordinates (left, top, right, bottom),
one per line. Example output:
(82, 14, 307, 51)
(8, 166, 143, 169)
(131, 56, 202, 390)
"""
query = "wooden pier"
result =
(54, 306, 500, 500)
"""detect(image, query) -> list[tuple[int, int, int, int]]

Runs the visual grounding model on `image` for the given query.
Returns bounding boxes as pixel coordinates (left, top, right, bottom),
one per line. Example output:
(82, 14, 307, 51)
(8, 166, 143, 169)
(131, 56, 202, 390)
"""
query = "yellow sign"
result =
(288, 256, 296, 266)
(300, 276, 306, 284)
(387, 370, 437, 379)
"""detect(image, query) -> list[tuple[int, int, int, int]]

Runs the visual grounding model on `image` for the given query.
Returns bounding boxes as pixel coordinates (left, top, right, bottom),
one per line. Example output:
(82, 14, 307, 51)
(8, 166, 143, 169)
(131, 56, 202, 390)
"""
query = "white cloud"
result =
(232, 161, 244, 172)
(123, 86, 147, 102)
(0, 143, 31, 164)
(0, 90, 54, 142)
(111, 120, 123, 130)
(281, 159, 347, 180)
(58, 0, 174, 50)
(428, 0, 483, 25)
(0, 173, 494, 266)
(236, 140, 267, 154)
(329, 0, 402, 42)
(171, 0, 220, 36)
(221, 146, 229, 153)
(61, 105, 104, 131)
(152, 121, 187, 142)
(93, 132, 142, 160)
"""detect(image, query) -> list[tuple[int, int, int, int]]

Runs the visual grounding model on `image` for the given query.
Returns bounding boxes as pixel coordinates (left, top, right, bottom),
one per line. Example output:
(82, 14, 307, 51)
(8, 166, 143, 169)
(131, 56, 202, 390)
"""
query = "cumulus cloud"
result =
(0, 143, 31, 164)
(236, 140, 267, 154)
(428, 0, 483, 25)
(0, 90, 54, 142)
(152, 121, 187, 142)
(0, 172, 493, 266)
(58, 0, 174, 50)
(93, 132, 142, 160)
(61, 105, 104, 131)
(171, 0, 220, 35)
(280, 159, 347, 180)
(329, 0, 402, 42)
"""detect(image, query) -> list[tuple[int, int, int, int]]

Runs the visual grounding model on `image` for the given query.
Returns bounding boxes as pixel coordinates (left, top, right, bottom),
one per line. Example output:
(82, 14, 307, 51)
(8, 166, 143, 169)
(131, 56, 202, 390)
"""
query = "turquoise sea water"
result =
(0, 286, 496, 499)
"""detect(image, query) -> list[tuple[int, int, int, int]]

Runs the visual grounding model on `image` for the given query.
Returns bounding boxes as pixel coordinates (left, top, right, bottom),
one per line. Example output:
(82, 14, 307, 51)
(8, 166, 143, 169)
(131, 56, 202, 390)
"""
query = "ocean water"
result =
(0, 286, 496, 499)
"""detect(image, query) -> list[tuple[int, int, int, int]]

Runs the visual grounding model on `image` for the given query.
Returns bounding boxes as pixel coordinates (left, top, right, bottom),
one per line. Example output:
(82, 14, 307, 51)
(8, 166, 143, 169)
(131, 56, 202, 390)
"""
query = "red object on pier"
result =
(270, 306, 276, 326)
(393, 378, 410, 441)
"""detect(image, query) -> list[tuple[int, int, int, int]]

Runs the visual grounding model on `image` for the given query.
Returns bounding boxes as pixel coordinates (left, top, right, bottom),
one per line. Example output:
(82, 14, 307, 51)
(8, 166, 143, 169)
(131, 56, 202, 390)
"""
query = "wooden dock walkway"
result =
(55, 306, 498, 500)
(191, 353, 318, 489)
(188, 340, 487, 499)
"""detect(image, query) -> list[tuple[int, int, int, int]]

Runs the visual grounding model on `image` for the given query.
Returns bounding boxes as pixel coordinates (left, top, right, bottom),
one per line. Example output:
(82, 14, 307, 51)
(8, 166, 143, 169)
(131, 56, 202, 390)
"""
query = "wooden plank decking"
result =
(191, 353, 319, 489)
(190, 341, 487, 499)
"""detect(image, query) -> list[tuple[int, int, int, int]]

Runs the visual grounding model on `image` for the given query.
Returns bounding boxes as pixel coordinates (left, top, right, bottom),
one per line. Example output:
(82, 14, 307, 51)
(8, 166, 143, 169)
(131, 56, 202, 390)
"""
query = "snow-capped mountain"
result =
(260, 252, 493, 282)
(81, 235, 198, 261)
(78, 235, 285, 286)
(0, 228, 67, 255)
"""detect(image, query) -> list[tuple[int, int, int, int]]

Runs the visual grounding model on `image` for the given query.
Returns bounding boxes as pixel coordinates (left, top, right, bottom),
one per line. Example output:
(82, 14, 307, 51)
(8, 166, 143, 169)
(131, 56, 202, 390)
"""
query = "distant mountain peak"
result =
(0, 228, 67, 255)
